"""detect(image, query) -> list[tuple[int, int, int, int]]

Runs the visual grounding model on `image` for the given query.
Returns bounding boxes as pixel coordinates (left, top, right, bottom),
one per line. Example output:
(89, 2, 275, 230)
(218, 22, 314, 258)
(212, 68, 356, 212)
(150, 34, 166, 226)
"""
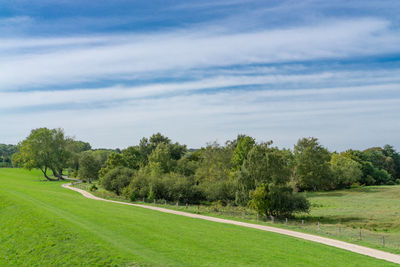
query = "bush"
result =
(122, 186, 138, 201)
(90, 184, 98, 192)
(249, 183, 310, 217)
(100, 167, 134, 195)
(124, 171, 202, 203)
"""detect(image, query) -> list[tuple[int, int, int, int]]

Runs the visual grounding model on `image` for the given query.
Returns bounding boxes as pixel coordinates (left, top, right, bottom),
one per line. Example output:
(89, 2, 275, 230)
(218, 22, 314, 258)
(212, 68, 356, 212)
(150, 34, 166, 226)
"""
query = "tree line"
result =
(0, 144, 17, 167)
(11, 128, 400, 217)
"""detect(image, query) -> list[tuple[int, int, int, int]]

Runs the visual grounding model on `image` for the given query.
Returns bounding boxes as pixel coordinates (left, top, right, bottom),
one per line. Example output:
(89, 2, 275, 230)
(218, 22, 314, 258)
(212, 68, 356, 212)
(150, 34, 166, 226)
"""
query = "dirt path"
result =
(62, 182, 400, 265)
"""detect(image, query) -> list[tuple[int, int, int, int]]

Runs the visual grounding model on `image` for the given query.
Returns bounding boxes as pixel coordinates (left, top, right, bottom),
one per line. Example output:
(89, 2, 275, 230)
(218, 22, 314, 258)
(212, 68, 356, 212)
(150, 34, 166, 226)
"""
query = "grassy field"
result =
(305, 186, 400, 231)
(0, 169, 397, 266)
(74, 180, 400, 253)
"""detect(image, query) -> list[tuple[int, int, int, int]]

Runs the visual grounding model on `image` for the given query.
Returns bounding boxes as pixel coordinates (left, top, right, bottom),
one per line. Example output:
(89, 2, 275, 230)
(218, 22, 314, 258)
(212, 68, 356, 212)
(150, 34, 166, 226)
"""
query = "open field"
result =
(74, 181, 400, 253)
(305, 186, 400, 231)
(0, 168, 397, 266)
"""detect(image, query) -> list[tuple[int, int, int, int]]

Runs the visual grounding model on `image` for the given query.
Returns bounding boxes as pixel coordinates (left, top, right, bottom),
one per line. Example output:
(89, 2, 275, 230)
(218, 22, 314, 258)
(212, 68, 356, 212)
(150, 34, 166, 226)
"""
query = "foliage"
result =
(0, 144, 17, 167)
(9, 128, 400, 218)
(294, 137, 332, 191)
(12, 128, 71, 180)
(195, 142, 235, 203)
(78, 152, 102, 182)
(1, 169, 388, 267)
(231, 135, 255, 170)
(330, 153, 362, 188)
(100, 167, 134, 195)
(249, 183, 310, 217)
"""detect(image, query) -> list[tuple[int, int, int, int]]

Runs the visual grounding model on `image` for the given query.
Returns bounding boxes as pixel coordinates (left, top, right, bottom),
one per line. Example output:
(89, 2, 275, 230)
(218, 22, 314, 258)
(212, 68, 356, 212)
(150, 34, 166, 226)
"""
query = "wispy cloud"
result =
(2, 83, 399, 150)
(1, 1, 399, 150)
(0, 69, 399, 109)
(0, 18, 398, 90)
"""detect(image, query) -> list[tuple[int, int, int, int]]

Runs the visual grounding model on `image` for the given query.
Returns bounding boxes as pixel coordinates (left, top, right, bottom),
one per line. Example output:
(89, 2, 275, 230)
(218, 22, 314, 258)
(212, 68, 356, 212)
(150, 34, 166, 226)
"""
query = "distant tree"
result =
(249, 183, 309, 217)
(330, 153, 362, 188)
(122, 146, 144, 169)
(12, 128, 71, 180)
(382, 145, 400, 179)
(0, 144, 17, 167)
(195, 142, 235, 203)
(231, 135, 255, 170)
(78, 152, 102, 183)
(99, 152, 127, 177)
(148, 143, 176, 174)
(236, 142, 293, 204)
(347, 149, 395, 185)
(67, 140, 92, 176)
(100, 167, 134, 195)
(175, 151, 200, 176)
(294, 137, 332, 191)
(362, 148, 388, 172)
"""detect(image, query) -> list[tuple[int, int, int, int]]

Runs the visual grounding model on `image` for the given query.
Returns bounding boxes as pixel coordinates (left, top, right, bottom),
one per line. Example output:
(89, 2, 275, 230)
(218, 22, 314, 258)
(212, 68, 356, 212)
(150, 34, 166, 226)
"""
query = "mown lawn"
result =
(0, 168, 397, 266)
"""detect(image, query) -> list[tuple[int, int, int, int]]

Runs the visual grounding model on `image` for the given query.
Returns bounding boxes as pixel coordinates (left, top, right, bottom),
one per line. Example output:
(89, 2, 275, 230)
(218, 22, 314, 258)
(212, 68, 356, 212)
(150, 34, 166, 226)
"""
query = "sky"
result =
(0, 0, 399, 150)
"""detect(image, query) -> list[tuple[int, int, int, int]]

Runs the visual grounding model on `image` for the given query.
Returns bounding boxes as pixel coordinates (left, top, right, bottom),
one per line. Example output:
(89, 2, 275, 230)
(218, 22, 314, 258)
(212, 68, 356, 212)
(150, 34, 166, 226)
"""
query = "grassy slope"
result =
(306, 186, 400, 232)
(74, 182, 400, 253)
(0, 169, 396, 267)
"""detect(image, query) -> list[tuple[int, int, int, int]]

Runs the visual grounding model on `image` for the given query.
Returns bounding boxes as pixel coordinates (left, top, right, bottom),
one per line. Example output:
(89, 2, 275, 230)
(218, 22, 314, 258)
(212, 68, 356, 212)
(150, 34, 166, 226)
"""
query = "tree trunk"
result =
(40, 167, 57, 181)
(51, 168, 65, 180)
(57, 168, 65, 180)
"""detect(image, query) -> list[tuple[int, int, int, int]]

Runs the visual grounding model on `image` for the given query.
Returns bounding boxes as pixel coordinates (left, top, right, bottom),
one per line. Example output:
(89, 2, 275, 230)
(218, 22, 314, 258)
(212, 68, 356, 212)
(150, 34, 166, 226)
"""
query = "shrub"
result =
(100, 167, 134, 195)
(249, 183, 310, 217)
(90, 184, 98, 192)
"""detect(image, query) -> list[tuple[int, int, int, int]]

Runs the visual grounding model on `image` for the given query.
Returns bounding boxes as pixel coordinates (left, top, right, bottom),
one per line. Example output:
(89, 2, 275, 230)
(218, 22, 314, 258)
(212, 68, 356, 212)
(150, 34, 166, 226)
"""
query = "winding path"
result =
(62, 182, 400, 265)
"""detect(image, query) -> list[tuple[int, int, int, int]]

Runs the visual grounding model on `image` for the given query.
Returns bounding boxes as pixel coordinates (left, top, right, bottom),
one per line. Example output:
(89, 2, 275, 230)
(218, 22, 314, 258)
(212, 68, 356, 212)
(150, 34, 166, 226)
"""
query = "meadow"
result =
(74, 180, 400, 254)
(0, 168, 397, 266)
(305, 186, 400, 231)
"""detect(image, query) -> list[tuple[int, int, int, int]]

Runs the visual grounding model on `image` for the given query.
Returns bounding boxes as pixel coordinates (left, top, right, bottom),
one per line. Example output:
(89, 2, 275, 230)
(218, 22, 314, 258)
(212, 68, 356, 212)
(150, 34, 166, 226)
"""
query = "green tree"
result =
(382, 145, 400, 179)
(66, 140, 92, 176)
(99, 152, 127, 177)
(195, 142, 235, 203)
(122, 146, 144, 169)
(231, 135, 255, 170)
(0, 144, 17, 167)
(148, 143, 176, 174)
(330, 153, 362, 188)
(100, 167, 134, 195)
(12, 128, 71, 181)
(294, 137, 332, 191)
(249, 183, 309, 217)
(236, 143, 293, 204)
(78, 152, 102, 183)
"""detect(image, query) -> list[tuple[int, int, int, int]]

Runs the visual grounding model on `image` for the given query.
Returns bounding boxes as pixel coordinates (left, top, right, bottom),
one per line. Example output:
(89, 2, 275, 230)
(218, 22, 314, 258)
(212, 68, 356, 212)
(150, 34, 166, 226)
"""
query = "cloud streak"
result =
(0, 18, 398, 90)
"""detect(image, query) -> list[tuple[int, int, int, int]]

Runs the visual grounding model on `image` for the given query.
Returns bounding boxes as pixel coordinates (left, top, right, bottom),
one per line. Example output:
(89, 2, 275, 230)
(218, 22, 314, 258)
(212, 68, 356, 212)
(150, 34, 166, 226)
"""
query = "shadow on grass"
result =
(296, 215, 363, 225)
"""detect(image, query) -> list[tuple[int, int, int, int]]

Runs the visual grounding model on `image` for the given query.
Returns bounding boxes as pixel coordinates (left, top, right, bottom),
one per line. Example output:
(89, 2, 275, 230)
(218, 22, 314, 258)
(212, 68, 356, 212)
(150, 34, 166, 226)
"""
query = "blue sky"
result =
(0, 0, 399, 150)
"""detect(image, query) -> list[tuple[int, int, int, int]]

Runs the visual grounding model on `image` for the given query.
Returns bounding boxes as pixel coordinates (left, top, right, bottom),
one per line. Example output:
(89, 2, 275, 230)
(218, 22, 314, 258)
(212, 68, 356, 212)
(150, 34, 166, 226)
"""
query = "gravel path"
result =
(62, 182, 400, 265)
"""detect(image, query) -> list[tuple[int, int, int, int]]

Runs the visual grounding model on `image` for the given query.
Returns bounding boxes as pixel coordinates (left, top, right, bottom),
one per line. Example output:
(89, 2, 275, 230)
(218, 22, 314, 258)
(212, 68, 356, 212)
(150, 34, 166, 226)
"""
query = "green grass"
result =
(305, 186, 400, 232)
(75, 181, 400, 253)
(0, 169, 397, 266)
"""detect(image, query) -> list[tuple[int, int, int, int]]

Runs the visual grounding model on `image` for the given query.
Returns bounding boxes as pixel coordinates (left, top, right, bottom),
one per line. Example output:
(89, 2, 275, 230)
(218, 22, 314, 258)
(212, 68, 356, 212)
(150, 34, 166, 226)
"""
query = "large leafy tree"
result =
(294, 137, 332, 191)
(195, 142, 235, 202)
(12, 128, 71, 180)
(330, 153, 362, 188)
(231, 135, 255, 170)
(66, 140, 92, 175)
(78, 152, 102, 183)
(249, 183, 309, 217)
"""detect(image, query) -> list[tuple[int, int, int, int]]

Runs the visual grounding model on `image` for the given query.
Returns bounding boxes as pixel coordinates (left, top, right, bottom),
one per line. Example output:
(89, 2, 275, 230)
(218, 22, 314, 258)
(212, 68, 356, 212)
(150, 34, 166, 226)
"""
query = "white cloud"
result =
(1, 79, 399, 150)
(0, 18, 398, 90)
(0, 68, 399, 109)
